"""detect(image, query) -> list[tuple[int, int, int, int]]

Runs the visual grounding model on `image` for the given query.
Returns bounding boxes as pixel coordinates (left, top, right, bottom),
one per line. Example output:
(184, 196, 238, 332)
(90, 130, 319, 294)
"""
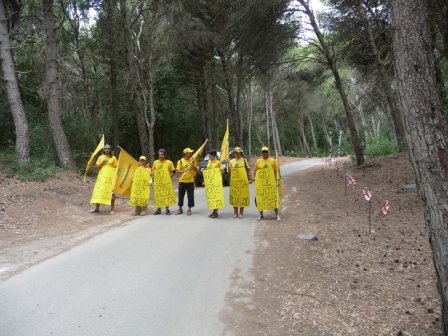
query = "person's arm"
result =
(170, 161, 176, 178)
(176, 159, 184, 175)
(246, 159, 253, 183)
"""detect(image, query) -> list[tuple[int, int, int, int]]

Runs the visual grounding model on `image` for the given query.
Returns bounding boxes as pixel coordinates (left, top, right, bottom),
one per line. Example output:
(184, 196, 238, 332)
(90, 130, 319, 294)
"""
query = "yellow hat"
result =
(261, 146, 269, 152)
(183, 147, 194, 154)
(234, 147, 242, 153)
(139, 156, 147, 161)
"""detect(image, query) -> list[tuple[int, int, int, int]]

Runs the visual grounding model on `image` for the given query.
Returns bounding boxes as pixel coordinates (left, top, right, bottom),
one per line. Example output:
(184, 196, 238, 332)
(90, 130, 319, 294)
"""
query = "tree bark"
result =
(42, 0, 76, 170)
(393, 0, 448, 333)
(106, 0, 120, 148)
(308, 114, 318, 153)
(298, 112, 310, 157)
(357, 1, 406, 149)
(0, 0, 30, 162)
(119, 0, 149, 157)
(299, 0, 364, 165)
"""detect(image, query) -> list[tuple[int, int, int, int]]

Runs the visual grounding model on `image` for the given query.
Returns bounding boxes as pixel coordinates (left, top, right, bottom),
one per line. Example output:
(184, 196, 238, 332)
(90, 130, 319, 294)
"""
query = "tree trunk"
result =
(270, 88, 282, 155)
(393, 0, 448, 333)
(308, 114, 318, 153)
(42, 0, 76, 170)
(106, 0, 120, 148)
(299, 0, 364, 165)
(265, 85, 271, 149)
(298, 112, 310, 157)
(119, 0, 149, 157)
(0, 0, 30, 162)
(357, 1, 406, 149)
(248, 79, 254, 158)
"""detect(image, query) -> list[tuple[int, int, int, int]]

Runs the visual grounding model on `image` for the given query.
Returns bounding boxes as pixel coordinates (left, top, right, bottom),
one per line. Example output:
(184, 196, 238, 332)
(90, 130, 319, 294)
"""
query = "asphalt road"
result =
(0, 158, 322, 336)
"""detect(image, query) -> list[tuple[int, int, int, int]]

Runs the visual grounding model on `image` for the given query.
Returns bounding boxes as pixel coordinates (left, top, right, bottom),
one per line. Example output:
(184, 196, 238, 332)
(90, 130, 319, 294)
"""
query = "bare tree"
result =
(42, 0, 76, 170)
(0, 0, 30, 162)
(298, 0, 365, 165)
(393, 0, 448, 333)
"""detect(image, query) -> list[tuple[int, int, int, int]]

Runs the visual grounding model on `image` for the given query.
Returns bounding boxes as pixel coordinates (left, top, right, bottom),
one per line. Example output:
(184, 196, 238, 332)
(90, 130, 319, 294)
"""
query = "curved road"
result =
(0, 159, 322, 336)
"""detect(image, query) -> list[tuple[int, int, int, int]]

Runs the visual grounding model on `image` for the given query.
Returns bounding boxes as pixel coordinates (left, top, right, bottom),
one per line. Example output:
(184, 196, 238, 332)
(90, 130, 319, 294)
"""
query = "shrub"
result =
(364, 136, 398, 158)
(0, 152, 61, 182)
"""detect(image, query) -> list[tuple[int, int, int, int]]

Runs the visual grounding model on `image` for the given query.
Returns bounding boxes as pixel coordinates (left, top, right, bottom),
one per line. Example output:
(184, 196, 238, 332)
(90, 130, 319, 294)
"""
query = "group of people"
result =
(90, 145, 281, 220)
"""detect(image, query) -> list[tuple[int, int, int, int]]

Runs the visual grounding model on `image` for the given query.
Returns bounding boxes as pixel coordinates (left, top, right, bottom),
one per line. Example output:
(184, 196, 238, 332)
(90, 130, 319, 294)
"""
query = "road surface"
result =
(0, 159, 322, 336)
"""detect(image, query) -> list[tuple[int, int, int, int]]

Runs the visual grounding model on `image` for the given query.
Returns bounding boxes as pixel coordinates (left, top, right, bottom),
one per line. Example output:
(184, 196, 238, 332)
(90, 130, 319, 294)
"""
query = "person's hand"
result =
(102, 159, 108, 164)
(276, 180, 280, 187)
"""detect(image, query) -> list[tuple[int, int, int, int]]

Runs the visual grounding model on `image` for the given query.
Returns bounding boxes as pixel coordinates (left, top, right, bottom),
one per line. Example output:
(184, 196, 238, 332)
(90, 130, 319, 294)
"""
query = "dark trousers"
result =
(178, 182, 195, 208)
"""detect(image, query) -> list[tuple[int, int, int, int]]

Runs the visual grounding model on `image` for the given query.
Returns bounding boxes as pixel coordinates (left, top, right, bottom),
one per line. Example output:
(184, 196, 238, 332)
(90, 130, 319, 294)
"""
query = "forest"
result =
(2, 0, 448, 332)
(2, 0, 446, 174)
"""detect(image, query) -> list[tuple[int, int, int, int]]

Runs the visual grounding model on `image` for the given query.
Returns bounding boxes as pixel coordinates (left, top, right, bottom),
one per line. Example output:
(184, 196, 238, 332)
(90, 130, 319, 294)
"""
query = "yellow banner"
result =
(129, 166, 151, 206)
(114, 147, 139, 196)
(153, 169, 176, 208)
(90, 165, 116, 205)
(203, 168, 225, 210)
(220, 120, 229, 161)
(84, 134, 104, 182)
(275, 152, 283, 205)
(229, 166, 250, 207)
(255, 167, 278, 211)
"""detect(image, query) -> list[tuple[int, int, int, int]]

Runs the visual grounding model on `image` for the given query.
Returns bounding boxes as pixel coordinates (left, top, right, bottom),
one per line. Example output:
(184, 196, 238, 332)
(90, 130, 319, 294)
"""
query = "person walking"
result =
(152, 149, 176, 215)
(254, 146, 281, 221)
(203, 150, 223, 218)
(89, 144, 118, 214)
(176, 147, 197, 215)
(229, 147, 252, 219)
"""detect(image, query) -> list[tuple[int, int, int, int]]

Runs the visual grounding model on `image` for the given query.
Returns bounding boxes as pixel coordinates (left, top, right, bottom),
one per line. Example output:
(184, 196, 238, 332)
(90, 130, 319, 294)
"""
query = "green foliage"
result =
(0, 151, 61, 182)
(364, 135, 398, 158)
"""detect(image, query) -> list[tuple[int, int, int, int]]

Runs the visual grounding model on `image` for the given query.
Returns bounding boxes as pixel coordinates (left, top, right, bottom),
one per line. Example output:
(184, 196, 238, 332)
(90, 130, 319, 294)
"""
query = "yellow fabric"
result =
(203, 168, 225, 210)
(255, 167, 278, 211)
(177, 157, 197, 183)
(254, 157, 278, 173)
(84, 134, 104, 181)
(153, 167, 176, 208)
(190, 139, 208, 163)
(254, 157, 281, 210)
(96, 154, 118, 168)
(275, 152, 283, 204)
(90, 165, 116, 205)
(129, 166, 151, 206)
(153, 159, 175, 173)
(220, 120, 229, 161)
(207, 159, 222, 170)
(114, 148, 138, 196)
(229, 158, 250, 207)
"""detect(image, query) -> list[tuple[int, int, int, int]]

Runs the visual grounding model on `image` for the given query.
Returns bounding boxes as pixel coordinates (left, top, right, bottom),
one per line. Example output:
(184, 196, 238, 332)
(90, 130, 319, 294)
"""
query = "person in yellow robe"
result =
(131, 156, 151, 216)
(229, 147, 252, 219)
(176, 147, 198, 215)
(152, 149, 176, 215)
(89, 144, 118, 214)
(254, 146, 280, 221)
(202, 150, 223, 218)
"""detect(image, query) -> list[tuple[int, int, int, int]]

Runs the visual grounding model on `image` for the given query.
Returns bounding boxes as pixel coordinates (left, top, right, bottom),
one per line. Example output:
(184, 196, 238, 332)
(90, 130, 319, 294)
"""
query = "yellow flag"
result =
(84, 134, 104, 181)
(220, 120, 229, 161)
(90, 165, 116, 205)
(114, 147, 139, 196)
(191, 139, 209, 163)
(203, 168, 225, 210)
(275, 151, 283, 207)
(129, 166, 151, 207)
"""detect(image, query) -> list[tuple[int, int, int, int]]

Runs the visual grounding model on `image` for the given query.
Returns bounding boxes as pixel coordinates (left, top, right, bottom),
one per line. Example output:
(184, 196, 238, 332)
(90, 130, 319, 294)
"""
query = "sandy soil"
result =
(223, 153, 441, 335)
(0, 154, 442, 335)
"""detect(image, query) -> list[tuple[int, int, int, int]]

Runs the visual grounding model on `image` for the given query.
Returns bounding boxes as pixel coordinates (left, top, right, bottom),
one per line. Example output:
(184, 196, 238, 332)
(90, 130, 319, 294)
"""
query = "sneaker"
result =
(153, 209, 162, 215)
(166, 209, 171, 215)
(276, 215, 281, 221)
(239, 215, 244, 219)
(257, 214, 264, 220)
(140, 211, 147, 216)
(233, 214, 238, 219)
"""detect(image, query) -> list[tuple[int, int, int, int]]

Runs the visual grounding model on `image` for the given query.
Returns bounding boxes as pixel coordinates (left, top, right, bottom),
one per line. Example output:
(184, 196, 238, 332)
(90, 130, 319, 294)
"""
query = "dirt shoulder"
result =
(223, 152, 441, 335)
